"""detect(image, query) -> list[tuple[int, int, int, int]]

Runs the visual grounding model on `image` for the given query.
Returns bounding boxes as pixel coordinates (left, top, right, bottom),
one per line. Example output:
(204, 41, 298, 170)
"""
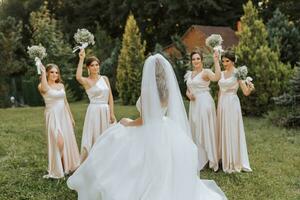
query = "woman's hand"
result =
(248, 82, 255, 92)
(110, 114, 117, 124)
(213, 50, 219, 62)
(120, 118, 132, 126)
(186, 91, 196, 101)
(40, 64, 46, 74)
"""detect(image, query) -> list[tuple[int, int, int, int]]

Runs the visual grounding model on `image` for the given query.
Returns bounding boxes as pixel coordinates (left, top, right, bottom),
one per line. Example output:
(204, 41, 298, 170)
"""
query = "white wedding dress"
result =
(67, 54, 227, 200)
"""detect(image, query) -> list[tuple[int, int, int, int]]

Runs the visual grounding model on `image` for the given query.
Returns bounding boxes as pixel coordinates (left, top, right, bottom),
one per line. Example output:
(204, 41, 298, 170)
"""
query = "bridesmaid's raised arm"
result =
(76, 49, 88, 88)
(38, 65, 50, 94)
(205, 50, 221, 82)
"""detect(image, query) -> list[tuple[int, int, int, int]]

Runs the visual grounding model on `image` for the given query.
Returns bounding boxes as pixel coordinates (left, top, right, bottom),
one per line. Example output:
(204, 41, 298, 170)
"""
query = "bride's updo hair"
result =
(155, 59, 169, 106)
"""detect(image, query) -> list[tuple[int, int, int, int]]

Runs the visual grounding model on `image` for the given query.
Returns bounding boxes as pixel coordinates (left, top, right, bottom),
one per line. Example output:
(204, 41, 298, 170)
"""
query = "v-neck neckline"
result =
(87, 76, 102, 90)
(191, 70, 203, 80)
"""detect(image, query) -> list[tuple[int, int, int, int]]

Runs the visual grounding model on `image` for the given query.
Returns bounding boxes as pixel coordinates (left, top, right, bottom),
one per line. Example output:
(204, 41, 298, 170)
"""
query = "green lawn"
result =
(0, 102, 299, 200)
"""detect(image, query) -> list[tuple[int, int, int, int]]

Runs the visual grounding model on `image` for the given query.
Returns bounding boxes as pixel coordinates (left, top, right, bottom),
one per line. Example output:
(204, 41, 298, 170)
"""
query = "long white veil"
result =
(141, 53, 191, 138)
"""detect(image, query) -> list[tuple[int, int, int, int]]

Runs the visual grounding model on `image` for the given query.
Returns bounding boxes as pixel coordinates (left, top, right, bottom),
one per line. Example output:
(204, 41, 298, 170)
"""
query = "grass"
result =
(0, 102, 299, 200)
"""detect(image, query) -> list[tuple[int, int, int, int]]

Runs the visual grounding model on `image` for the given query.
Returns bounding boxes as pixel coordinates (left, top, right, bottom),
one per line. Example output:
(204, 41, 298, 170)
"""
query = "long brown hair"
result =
(85, 56, 101, 67)
(46, 63, 63, 83)
(190, 49, 203, 61)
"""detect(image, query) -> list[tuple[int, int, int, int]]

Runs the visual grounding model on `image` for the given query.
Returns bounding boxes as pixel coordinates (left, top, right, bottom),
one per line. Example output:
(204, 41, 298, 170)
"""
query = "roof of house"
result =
(163, 25, 238, 54)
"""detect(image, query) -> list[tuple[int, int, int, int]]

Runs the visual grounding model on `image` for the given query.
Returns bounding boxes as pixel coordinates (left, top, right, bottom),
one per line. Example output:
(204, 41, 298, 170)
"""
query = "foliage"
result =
(0, 16, 25, 107)
(116, 14, 146, 105)
(101, 39, 121, 97)
(0, 16, 24, 76)
(266, 8, 300, 67)
(235, 0, 292, 115)
(29, 1, 75, 79)
(53, 0, 247, 50)
(257, 0, 300, 27)
(267, 66, 300, 127)
(168, 35, 190, 96)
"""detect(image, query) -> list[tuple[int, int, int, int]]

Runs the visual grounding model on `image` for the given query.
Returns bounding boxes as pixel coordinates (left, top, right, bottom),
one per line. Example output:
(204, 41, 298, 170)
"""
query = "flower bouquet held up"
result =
(235, 65, 253, 85)
(27, 44, 47, 75)
(205, 34, 224, 60)
(72, 28, 95, 53)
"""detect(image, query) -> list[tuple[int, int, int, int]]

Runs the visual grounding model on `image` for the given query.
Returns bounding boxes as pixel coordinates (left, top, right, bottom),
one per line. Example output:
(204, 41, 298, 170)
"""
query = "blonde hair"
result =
(155, 60, 169, 105)
(46, 63, 63, 83)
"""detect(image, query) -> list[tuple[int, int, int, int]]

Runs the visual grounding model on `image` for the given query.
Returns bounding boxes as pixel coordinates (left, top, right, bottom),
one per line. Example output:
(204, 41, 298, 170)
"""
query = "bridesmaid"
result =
(38, 64, 80, 179)
(76, 49, 116, 162)
(185, 49, 221, 171)
(217, 50, 254, 173)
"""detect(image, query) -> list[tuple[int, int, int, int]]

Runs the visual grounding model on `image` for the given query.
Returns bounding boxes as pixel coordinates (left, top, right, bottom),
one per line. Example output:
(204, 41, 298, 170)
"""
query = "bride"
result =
(67, 54, 227, 200)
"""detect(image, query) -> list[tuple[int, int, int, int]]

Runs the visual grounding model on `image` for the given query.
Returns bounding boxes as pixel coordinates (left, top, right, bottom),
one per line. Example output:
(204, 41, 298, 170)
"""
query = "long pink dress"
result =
(42, 88, 80, 178)
(186, 70, 219, 171)
(81, 77, 110, 156)
(217, 72, 252, 173)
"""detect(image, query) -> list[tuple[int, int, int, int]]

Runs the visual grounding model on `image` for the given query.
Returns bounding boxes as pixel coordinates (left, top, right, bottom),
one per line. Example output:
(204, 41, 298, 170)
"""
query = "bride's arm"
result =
(120, 117, 143, 127)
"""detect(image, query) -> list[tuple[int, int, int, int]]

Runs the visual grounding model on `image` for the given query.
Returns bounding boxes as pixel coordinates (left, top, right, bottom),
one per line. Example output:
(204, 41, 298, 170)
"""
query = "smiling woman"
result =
(37, 63, 80, 179)
(75, 49, 116, 163)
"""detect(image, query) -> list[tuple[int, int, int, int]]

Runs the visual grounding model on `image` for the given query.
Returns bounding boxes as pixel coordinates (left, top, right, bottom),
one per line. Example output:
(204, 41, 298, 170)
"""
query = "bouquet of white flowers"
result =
(27, 44, 47, 74)
(205, 34, 224, 55)
(235, 65, 253, 84)
(72, 28, 95, 53)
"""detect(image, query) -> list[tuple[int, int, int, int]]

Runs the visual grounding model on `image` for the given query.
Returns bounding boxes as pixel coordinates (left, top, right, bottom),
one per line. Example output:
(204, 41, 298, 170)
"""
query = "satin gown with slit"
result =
(81, 77, 110, 159)
(42, 87, 80, 178)
(67, 98, 227, 200)
(186, 70, 219, 171)
(217, 71, 252, 173)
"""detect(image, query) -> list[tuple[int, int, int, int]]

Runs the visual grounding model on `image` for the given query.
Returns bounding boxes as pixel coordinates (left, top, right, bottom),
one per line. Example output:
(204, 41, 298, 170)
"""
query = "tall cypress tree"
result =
(117, 14, 146, 105)
(235, 0, 291, 115)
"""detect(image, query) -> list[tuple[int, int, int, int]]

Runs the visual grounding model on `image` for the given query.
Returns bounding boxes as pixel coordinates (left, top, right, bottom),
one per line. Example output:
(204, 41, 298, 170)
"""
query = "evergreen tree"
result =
(169, 35, 190, 96)
(29, 1, 74, 79)
(267, 8, 300, 67)
(101, 39, 121, 97)
(268, 65, 300, 127)
(235, 0, 292, 115)
(116, 14, 146, 105)
(0, 16, 24, 107)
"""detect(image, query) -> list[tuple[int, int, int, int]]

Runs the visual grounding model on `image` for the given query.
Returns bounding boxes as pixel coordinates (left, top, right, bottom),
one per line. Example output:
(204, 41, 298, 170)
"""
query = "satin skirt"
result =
(81, 103, 110, 155)
(44, 103, 80, 178)
(189, 91, 219, 171)
(217, 92, 252, 173)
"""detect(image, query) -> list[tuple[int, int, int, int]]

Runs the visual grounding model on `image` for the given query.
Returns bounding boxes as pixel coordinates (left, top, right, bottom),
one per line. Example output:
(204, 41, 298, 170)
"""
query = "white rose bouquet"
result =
(72, 28, 95, 53)
(27, 44, 47, 74)
(235, 65, 253, 84)
(205, 34, 224, 59)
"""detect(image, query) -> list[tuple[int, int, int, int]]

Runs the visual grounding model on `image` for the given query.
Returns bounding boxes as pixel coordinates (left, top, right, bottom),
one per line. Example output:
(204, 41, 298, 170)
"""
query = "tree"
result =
(101, 39, 121, 97)
(29, 1, 74, 78)
(116, 14, 146, 105)
(257, 0, 300, 27)
(268, 65, 300, 127)
(168, 35, 190, 96)
(0, 16, 24, 107)
(235, 0, 292, 115)
(267, 8, 300, 67)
